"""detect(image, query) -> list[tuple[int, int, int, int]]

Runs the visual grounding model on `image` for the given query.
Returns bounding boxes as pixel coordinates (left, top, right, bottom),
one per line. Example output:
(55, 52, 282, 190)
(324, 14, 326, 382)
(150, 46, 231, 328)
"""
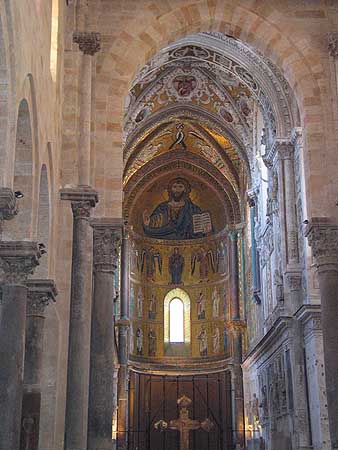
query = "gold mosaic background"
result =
(129, 229, 232, 360)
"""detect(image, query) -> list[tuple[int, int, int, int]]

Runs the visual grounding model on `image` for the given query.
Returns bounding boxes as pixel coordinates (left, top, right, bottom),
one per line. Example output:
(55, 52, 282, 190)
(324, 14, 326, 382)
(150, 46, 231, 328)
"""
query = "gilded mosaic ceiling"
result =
(123, 118, 241, 196)
(123, 34, 278, 223)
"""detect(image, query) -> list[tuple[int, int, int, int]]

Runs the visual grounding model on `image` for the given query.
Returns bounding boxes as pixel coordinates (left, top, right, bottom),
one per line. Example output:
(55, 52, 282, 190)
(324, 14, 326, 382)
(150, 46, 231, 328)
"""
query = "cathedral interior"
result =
(0, 2, 337, 450)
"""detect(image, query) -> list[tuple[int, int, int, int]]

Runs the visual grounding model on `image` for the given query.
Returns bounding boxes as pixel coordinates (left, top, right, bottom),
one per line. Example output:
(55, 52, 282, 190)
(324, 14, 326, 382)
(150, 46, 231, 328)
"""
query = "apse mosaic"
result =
(129, 173, 227, 237)
(128, 228, 232, 361)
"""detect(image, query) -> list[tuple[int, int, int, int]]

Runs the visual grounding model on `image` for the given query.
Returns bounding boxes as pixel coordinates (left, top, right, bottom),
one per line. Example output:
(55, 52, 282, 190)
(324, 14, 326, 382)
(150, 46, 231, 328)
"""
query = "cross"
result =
(154, 395, 214, 450)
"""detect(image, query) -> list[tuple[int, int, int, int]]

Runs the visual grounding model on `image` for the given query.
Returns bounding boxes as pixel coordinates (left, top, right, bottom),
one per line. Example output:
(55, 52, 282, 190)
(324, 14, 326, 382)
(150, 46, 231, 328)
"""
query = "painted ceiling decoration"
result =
(125, 33, 296, 146)
(123, 116, 242, 195)
(123, 31, 298, 229)
(124, 64, 253, 148)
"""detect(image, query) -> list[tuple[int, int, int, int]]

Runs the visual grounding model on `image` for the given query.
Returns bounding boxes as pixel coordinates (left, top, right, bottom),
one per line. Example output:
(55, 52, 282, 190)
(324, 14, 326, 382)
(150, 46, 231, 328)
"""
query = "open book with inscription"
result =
(193, 212, 212, 234)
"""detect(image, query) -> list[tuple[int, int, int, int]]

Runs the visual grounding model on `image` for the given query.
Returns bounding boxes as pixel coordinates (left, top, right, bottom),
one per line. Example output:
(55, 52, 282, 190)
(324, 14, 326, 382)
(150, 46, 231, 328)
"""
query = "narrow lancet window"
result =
(169, 298, 184, 343)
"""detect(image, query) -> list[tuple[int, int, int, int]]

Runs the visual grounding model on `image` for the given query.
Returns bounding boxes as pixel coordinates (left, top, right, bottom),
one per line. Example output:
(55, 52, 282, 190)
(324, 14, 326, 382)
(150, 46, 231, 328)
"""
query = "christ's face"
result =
(171, 182, 186, 201)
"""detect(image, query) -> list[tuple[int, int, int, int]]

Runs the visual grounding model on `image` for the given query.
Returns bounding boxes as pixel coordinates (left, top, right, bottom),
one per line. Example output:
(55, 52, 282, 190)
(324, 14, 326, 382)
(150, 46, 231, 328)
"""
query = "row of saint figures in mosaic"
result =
(130, 240, 228, 284)
(130, 284, 230, 322)
(130, 323, 231, 359)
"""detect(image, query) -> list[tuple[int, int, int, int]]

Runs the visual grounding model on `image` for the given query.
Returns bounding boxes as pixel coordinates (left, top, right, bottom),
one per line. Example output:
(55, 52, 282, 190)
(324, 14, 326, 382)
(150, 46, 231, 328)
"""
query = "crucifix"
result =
(154, 395, 214, 450)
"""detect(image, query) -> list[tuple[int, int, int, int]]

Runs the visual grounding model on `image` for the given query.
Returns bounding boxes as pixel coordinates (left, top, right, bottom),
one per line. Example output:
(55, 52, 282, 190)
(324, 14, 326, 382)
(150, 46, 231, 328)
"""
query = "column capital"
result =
(296, 304, 322, 338)
(228, 229, 238, 241)
(263, 139, 294, 167)
(275, 140, 294, 160)
(0, 241, 41, 285)
(0, 188, 18, 221)
(26, 279, 57, 316)
(73, 32, 101, 55)
(91, 218, 122, 272)
(285, 271, 302, 292)
(305, 217, 338, 268)
(247, 187, 259, 207)
(328, 32, 338, 57)
(60, 185, 98, 218)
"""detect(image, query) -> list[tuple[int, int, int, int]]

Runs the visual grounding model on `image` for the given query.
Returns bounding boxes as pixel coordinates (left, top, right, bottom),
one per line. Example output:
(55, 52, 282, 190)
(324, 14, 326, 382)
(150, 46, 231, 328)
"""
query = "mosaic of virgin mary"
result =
(143, 177, 211, 240)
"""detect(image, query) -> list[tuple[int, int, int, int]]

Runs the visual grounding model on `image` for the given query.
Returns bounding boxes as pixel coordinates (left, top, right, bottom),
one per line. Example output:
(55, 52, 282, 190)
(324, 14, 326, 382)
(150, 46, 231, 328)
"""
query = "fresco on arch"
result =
(142, 177, 213, 240)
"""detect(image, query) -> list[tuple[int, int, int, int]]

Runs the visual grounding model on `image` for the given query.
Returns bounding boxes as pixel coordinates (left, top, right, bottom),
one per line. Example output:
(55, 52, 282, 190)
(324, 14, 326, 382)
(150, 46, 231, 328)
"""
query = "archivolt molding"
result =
(131, 32, 295, 143)
(125, 64, 253, 147)
(124, 151, 241, 224)
(123, 116, 242, 195)
(123, 104, 251, 177)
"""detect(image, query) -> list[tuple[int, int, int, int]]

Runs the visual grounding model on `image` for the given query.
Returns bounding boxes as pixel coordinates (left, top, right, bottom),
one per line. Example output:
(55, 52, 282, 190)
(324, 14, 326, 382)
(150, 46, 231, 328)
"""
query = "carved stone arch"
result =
(2, 97, 35, 239)
(124, 152, 241, 225)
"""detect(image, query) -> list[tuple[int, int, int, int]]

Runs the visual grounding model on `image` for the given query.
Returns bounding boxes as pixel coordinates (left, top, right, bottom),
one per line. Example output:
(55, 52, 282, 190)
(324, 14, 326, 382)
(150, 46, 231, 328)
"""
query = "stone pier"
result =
(60, 186, 98, 450)
(87, 218, 122, 450)
(0, 241, 40, 450)
(20, 280, 57, 450)
(305, 218, 338, 449)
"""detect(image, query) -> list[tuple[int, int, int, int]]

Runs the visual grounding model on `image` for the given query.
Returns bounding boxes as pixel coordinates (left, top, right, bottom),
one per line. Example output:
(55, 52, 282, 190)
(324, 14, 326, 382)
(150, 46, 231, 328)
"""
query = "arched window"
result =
(169, 298, 184, 343)
(164, 288, 190, 356)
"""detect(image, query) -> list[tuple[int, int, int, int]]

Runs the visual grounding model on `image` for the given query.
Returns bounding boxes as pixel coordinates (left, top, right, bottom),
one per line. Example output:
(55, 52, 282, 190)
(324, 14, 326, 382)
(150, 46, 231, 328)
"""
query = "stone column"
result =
(296, 305, 331, 450)
(289, 319, 312, 450)
(231, 324, 245, 449)
(305, 218, 338, 449)
(20, 280, 57, 450)
(73, 32, 101, 185)
(228, 228, 244, 448)
(87, 219, 122, 450)
(117, 225, 130, 450)
(0, 188, 17, 238)
(60, 186, 98, 450)
(229, 230, 240, 320)
(0, 241, 40, 450)
(273, 140, 303, 311)
(247, 191, 261, 303)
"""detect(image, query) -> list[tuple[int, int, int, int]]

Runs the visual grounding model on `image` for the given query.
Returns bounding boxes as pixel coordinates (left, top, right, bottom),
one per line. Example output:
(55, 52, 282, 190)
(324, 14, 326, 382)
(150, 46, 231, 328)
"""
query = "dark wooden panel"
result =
(128, 371, 233, 450)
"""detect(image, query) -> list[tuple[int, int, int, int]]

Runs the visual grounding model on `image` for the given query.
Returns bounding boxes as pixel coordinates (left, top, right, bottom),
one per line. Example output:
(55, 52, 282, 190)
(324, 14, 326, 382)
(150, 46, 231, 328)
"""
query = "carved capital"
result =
(91, 218, 122, 272)
(228, 319, 246, 331)
(0, 242, 41, 285)
(247, 187, 259, 207)
(93, 229, 120, 272)
(71, 200, 93, 218)
(328, 32, 338, 57)
(275, 140, 294, 161)
(296, 304, 322, 339)
(60, 186, 98, 218)
(26, 279, 57, 316)
(0, 188, 18, 221)
(73, 32, 101, 55)
(305, 218, 338, 268)
(285, 272, 302, 292)
(228, 230, 239, 242)
(263, 139, 294, 168)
